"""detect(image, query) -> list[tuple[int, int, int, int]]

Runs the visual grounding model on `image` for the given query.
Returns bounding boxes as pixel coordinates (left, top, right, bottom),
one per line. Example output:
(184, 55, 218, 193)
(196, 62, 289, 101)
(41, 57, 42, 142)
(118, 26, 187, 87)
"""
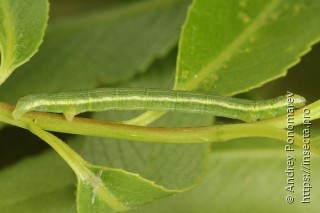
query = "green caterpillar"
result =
(12, 88, 306, 122)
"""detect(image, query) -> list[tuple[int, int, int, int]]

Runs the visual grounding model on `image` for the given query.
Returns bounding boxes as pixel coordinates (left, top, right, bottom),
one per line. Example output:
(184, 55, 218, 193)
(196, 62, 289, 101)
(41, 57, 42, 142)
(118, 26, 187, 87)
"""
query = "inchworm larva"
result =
(12, 88, 306, 122)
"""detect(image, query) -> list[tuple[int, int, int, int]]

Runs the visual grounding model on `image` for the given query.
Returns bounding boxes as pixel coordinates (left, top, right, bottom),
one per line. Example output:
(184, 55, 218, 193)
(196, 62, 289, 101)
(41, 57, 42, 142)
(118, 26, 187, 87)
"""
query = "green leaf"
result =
(175, 0, 320, 95)
(77, 165, 177, 213)
(131, 138, 320, 213)
(0, 149, 76, 213)
(0, 0, 189, 103)
(0, 0, 49, 85)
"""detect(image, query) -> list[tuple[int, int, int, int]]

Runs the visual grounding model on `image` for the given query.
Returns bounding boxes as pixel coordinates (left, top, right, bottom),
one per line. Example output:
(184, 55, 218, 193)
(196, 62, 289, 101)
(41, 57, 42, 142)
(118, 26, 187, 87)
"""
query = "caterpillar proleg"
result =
(12, 88, 306, 122)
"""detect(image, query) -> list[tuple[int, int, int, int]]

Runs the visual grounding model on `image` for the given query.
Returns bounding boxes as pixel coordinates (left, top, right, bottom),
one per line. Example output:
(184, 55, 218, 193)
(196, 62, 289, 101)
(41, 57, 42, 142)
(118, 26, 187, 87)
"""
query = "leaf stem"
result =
(0, 102, 285, 143)
(27, 123, 91, 180)
(121, 111, 167, 126)
(257, 100, 320, 128)
(1, 101, 320, 155)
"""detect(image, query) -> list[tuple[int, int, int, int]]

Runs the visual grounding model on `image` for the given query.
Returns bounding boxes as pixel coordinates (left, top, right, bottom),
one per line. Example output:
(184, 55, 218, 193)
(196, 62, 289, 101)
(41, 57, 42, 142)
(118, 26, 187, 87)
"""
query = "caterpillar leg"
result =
(63, 110, 78, 121)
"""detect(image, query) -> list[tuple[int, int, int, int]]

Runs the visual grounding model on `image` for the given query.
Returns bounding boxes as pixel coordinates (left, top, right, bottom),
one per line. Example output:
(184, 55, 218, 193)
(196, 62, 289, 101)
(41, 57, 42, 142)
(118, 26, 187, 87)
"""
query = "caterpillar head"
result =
(293, 94, 306, 108)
